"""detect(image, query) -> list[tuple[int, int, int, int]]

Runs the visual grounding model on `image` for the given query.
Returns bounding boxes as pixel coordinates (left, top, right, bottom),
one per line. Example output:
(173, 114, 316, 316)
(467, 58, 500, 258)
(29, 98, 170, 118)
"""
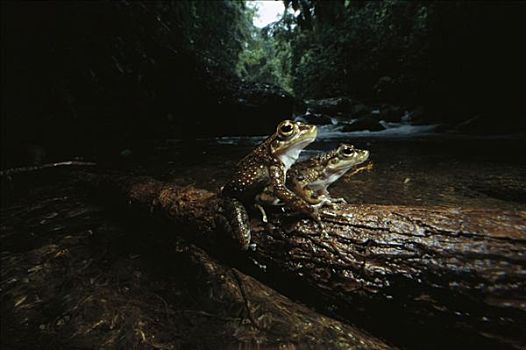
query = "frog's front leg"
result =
(269, 165, 315, 214)
(311, 189, 343, 208)
(269, 165, 326, 235)
(327, 194, 347, 205)
(331, 197, 347, 203)
(222, 197, 252, 250)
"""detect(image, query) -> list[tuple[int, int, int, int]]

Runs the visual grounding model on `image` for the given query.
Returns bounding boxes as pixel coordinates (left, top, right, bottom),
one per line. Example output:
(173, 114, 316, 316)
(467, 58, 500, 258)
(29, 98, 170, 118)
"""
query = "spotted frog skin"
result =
(221, 120, 318, 249)
(257, 144, 370, 209)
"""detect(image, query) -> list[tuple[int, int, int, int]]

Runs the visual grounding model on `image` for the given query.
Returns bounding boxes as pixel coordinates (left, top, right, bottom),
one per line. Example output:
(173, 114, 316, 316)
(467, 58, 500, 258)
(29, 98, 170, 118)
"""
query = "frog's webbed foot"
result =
(254, 203, 268, 223)
(324, 197, 347, 209)
(331, 197, 347, 204)
(222, 197, 251, 250)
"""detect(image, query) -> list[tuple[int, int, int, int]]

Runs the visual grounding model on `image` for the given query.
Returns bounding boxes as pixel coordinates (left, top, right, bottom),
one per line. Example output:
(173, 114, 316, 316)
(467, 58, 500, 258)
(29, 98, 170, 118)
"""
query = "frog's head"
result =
(324, 143, 369, 178)
(270, 120, 317, 171)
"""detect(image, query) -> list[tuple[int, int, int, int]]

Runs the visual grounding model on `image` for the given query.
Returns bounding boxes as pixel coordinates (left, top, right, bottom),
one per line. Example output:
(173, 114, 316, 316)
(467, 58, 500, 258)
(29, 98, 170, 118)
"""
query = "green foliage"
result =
(235, 3, 292, 92)
(168, 0, 253, 72)
(280, 0, 431, 101)
(234, 0, 432, 100)
(1, 0, 261, 154)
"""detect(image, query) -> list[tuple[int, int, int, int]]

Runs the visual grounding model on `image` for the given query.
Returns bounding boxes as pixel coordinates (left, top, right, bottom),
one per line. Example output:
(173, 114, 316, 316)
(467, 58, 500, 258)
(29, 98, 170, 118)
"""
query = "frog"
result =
(221, 120, 318, 250)
(255, 143, 370, 220)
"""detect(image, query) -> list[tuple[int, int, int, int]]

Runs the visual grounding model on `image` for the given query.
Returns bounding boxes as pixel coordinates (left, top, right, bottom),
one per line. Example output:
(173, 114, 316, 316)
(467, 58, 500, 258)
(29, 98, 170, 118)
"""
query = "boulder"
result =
(342, 117, 386, 132)
(295, 113, 334, 125)
(405, 106, 426, 124)
(195, 80, 295, 137)
(305, 97, 352, 115)
(228, 82, 295, 135)
(448, 115, 517, 135)
(351, 103, 371, 116)
(379, 105, 403, 122)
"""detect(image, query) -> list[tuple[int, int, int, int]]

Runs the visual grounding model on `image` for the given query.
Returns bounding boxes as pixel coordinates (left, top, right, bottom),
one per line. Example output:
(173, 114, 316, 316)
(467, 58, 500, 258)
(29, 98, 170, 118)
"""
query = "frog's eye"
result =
(340, 145, 355, 157)
(278, 121, 295, 138)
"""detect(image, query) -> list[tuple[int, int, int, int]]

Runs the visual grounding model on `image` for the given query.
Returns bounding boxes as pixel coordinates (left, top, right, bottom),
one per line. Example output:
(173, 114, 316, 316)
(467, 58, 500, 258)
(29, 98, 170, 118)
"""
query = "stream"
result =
(2, 120, 525, 349)
(118, 121, 526, 212)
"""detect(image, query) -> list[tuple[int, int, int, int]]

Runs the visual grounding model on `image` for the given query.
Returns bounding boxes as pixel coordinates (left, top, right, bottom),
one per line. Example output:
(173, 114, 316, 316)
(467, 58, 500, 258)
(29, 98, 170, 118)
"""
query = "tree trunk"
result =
(90, 174, 526, 349)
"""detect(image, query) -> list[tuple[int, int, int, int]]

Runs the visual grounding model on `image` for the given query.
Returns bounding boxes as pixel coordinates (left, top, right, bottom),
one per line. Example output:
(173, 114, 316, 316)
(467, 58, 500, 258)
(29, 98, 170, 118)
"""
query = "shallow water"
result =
(2, 129, 525, 349)
(123, 133, 526, 212)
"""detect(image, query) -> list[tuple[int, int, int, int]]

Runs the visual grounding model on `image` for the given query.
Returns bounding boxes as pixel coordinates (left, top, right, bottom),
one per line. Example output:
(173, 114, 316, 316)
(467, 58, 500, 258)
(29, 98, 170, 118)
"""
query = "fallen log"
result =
(1, 178, 391, 349)
(89, 174, 526, 349)
(174, 245, 392, 349)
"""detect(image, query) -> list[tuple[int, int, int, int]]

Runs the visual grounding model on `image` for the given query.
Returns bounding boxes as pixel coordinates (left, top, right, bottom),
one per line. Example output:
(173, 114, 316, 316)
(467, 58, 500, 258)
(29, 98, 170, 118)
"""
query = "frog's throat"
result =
(309, 166, 352, 191)
(279, 147, 302, 172)
(276, 135, 316, 172)
(309, 170, 344, 191)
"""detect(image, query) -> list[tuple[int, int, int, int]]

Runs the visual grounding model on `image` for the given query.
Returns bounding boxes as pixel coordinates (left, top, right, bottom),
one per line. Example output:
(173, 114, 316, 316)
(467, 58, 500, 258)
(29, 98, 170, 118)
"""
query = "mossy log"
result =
(91, 174, 526, 349)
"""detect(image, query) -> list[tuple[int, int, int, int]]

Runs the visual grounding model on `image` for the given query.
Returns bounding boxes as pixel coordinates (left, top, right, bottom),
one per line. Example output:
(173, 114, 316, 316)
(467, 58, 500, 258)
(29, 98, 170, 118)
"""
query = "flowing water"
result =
(2, 120, 525, 349)
(123, 121, 526, 212)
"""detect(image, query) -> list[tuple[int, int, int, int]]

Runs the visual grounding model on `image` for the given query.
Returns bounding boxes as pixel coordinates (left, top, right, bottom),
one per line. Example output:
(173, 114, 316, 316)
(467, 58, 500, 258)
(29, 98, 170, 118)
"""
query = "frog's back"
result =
(222, 142, 273, 200)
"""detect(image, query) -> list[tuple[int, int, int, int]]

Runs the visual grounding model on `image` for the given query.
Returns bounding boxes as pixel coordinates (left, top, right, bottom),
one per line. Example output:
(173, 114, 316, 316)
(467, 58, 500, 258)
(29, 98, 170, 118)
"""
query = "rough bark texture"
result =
(183, 246, 392, 349)
(1, 175, 390, 349)
(92, 174, 526, 349)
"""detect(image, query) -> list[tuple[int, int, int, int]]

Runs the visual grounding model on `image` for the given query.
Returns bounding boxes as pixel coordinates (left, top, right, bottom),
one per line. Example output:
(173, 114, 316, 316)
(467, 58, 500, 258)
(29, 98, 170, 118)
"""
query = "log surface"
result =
(94, 174, 526, 349)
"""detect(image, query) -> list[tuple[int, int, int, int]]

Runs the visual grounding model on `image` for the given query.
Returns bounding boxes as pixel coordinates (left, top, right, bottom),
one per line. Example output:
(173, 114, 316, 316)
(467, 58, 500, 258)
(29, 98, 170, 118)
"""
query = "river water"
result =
(2, 120, 524, 350)
(125, 121, 526, 212)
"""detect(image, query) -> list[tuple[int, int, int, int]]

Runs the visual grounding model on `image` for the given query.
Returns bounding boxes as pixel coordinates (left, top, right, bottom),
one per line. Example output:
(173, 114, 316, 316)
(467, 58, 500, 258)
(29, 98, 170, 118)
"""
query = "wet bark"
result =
(176, 245, 392, 349)
(2, 178, 391, 349)
(90, 174, 526, 349)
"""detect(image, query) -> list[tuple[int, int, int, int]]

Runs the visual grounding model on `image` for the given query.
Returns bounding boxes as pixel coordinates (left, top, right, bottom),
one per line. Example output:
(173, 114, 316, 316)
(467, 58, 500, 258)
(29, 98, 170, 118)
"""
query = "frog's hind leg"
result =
(222, 197, 252, 250)
(312, 211, 329, 239)
(296, 206, 327, 238)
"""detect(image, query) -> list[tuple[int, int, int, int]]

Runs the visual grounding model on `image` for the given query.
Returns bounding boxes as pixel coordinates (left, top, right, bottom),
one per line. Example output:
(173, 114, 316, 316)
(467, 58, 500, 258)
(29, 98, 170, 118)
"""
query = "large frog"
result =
(256, 144, 370, 216)
(221, 120, 318, 250)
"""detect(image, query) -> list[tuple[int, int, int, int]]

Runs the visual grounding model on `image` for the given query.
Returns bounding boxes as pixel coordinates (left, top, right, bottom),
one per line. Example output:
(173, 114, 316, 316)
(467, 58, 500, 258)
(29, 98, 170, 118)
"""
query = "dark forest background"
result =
(2, 0, 525, 168)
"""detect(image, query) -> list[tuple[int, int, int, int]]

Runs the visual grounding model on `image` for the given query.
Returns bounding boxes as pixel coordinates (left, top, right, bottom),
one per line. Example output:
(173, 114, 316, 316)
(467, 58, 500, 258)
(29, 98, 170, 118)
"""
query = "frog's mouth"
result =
(352, 150, 370, 166)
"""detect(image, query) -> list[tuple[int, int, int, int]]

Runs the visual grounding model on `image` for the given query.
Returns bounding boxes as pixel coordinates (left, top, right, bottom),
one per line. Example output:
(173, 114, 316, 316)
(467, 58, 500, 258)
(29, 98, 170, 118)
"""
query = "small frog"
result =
(256, 144, 370, 215)
(221, 120, 318, 250)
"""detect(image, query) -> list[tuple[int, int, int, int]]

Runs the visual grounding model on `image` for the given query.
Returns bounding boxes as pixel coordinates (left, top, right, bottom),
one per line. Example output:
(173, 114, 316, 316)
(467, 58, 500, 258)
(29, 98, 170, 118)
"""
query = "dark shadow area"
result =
(2, 1, 525, 349)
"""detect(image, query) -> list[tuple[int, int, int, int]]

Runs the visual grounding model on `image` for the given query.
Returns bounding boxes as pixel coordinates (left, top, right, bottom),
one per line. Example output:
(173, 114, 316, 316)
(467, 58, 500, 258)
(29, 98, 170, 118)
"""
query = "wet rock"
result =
(342, 117, 386, 132)
(295, 113, 334, 125)
(448, 115, 515, 135)
(186, 76, 295, 137)
(222, 82, 295, 135)
(305, 97, 352, 115)
(351, 103, 370, 116)
(405, 106, 426, 124)
(445, 116, 483, 134)
(379, 105, 403, 122)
